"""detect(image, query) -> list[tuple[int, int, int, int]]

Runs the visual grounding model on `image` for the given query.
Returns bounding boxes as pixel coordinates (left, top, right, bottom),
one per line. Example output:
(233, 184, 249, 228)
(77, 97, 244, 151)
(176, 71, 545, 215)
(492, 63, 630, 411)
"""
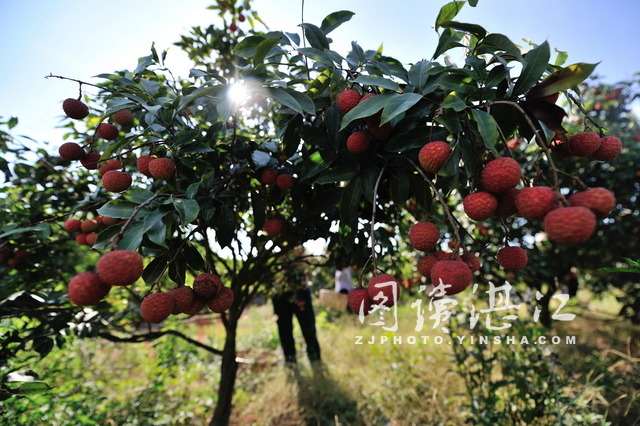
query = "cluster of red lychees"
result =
(63, 215, 121, 247)
(338, 90, 393, 154)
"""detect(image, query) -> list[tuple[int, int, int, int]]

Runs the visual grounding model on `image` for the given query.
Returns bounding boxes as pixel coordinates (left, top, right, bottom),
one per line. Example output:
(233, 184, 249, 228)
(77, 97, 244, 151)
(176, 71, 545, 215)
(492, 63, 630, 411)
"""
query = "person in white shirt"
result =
(334, 266, 354, 294)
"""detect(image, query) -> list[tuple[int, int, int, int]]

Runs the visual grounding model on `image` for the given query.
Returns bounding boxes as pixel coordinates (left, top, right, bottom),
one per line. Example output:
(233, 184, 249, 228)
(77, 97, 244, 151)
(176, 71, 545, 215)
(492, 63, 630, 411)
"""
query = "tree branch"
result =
(99, 329, 223, 356)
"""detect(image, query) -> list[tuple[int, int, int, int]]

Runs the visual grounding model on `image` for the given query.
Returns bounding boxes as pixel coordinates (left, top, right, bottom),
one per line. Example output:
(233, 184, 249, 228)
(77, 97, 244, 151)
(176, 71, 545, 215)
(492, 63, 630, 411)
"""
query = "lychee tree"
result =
(1, 0, 635, 423)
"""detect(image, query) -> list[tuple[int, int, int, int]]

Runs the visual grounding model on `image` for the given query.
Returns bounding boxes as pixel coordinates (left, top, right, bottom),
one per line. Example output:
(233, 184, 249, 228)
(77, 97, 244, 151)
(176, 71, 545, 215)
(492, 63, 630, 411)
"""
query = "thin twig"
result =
(45, 73, 115, 92)
(369, 165, 387, 273)
(566, 92, 606, 134)
(110, 193, 161, 249)
(99, 330, 223, 356)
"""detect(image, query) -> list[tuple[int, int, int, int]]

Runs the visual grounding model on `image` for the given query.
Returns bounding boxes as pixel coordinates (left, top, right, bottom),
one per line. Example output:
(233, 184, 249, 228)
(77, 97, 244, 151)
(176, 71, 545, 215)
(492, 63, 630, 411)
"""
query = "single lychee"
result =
(102, 170, 132, 192)
(229, 22, 238, 32)
(64, 218, 82, 233)
(367, 274, 399, 307)
(544, 206, 597, 245)
(494, 188, 520, 218)
(208, 287, 234, 313)
(167, 286, 195, 314)
(97, 123, 119, 140)
(193, 273, 222, 300)
(140, 292, 174, 323)
(264, 219, 283, 236)
(98, 159, 123, 176)
(568, 187, 616, 218)
(550, 133, 572, 159)
(80, 152, 101, 169)
(591, 136, 622, 161)
(433, 250, 462, 261)
(101, 216, 120, 226)
(337, 89, 361, 113)
(62, 98, 89, 120)
(148, 158, 176, 180)
(96, 250, 143, 286)
(348, 288, 373, 315)
(568, 132, 601, 157)
(346, 131, 370, 154)
(85, 233, 98, 246)
(496, 246, 528, 270)
(417, 255, 439, 276)
(481, 157, 521, 193)
(260, 169, 277, 185)
(59, 142, 86, 161)
(112, 109, 134, 126)
(463, 192, 498, 221)
(460, 252, 482, 273)
(75, 233, 89, 245)
(367, 122, 392, 141)
(136, 155, 155, 177)
(183, 297, 207, 315)
(418, 142, 452, 174)
(67, 272, 111, 306)
(515, 186, 557, 220)
(430, 260, 472, 295)
(276, 174, 294, 190)
(408, 222, 439, 251)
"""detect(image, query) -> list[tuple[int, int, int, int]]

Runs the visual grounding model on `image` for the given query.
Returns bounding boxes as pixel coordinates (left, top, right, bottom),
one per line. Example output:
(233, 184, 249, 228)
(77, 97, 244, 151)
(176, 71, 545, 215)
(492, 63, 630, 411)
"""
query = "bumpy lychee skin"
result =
(140, 292, 175, 323)
(568, 187, 616, 218)
(337, 89, 361, 113)
(99, 159, 123, 176)
(80, 219, 98, 233)
(367, 274, 399, 307)
(461, 252, 482, 273)
(59, 142, 86, 161)
(496, 246, 528, 270)
(346, 131, 370, 154)
(147, 158, 176, 180)
(417, 255, 439, 276)
(544, 206, 597, 245)
(97, 123, 119, 141)
(260, 169, 277, 185)
(430, 260, 472, 295)
(208, 287, 235, 313)
(136, 155, 155, 177)
(102, 170, 132, 193)
(85, 233, 98, 246)
(591, 136, 622, 161)
(80, 152, 101, 170)
(495, 188, 520, 218)
(75, 233, 89, 245)
(112, 109, 134, 126)
(276, 174, 294, 190)
(418, 142, 452, 174)
(96, 250, 144, 286)
(481, 157, 521, 193)
(434, 251, 462, 261)
(463, 192, 498, 221)
(264, 219, 283, 236)
(64, 218, 82, 233)
(515, 186, 557, 220)
(348, 288, 373, 315)
(408, 222, 439, 251)
(62, 98, 89, 120)
(193, 273, 222, 300)
(167, 286, 195, 315)
(568, 132, 601, 157)
(183, 298, 207, 316)
(68, 272, 111, 306)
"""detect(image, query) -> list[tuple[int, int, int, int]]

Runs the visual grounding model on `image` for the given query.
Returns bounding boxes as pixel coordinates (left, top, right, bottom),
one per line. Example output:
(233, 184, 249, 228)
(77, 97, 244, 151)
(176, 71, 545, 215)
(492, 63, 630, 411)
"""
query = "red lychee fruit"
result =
(481, 157, 521, 193)
(80, 152, 101, 169)
(434, 250, 461, 261)
(101, 216, 119, 226)
(62, 98, 89, 120)
(260, 169, 277, 185)
(542, 92, 560, 104)
(568, 132, 601, 157)
(463, 192, 498, 221)
(97, 123, 119, 140)
(75, 233, 89, 245)
(98, 159, 123, 176)
(14, 249, 28, 259)
(367, 274, 399, 307)
(348, 288, 373, 315)
(367, 122, 392, 141)
(96, 250, 143, 286)
(183, 297, 207, 315)
(80, 219, 98, 233)
(276, 173, 294, 190)
(167, 286, 195, 314)
(140, 292, 174, 323)
(238, 14, 246, 22)
(418, 142, 452, 174)
(460, 252, 482, 273)
(112, 109, 134, 126)
(408, 222, 439, 251)
(136, 155, 155, 177)
(544, 206, 597, 245)
(417, 255, 439, 276)
(515, 186, 557, 220)
(64, 218, 82, 233)
(67, 272, 111, 306)
(264, 219, 283, 236)
(102, 170, 132, 192)
(496, 246, 528, 270)
(229, 22, 238, 32)
(494, 188, 520, 218)
(208, 287, 235, 313)
(430, 260, 472, 295)
(591, 136, 622, 161)
(85, 233, 98, 246)
(148, 158, 176, 180)
(568, 187, 616, 219)
(193, 273, 222, 300)
(346, 131, 370, 154)
(58, 142, 86, 161)
(360, 93, 377, 104)
(337, 89, 361, 113)
(550, 133, 572, 159)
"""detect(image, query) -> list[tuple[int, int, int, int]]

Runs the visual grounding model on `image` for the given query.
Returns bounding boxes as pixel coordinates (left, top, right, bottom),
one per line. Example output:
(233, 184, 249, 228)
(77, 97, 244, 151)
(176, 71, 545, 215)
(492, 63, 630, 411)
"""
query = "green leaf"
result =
(441, 92, 468, 112)
(353, 75, 401, 91)
(435, 1, 465, 30)
(408, 60, 433, 93)
(433, 28, 464, 59)
(97, 200, 138, 219)
(477, 33, 523, 61)
(254, 37, 281, 64)
(470, 109, 499, 151)
(283, 89, 316, 115)
(390, 172, 411, 205)
(0, 223, 50, 240)
(9, 381, 51, 395)
(125, 188, 157, 204)
(118, 222, 145, 251)
(314, 168, 358, 184)
(143, 254, 169, 285)
(297, 47, 338, 67)
(320, 11, 355, 35)
(299, 23, 330, 50)
(340, 177, 362, 224)
(380, 93, 423, 125)
(340, 94, 393, 130)
(439, 21, 487, 38)
(266, 87, 305, 115)
(234, 35, 265, 58)
(526, 62, 599, 99)
(512, 41, 550, 96)
(172, 198, 199, 225)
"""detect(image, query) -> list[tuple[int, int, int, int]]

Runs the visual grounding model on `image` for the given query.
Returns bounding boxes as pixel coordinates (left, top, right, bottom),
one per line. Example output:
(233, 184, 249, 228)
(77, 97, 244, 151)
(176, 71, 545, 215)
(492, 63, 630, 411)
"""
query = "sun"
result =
(228, 80, 251, 106)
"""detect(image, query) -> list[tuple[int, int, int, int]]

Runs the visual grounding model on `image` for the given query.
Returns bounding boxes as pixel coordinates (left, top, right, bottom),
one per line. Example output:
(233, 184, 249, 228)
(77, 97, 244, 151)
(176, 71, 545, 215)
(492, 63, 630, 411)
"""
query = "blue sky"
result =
(1, 0, 639, 145)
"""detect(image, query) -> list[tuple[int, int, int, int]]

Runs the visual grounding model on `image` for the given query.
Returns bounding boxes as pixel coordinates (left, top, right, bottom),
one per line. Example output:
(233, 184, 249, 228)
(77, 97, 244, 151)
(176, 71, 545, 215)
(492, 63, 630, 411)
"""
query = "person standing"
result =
(334, 265, 354, 294)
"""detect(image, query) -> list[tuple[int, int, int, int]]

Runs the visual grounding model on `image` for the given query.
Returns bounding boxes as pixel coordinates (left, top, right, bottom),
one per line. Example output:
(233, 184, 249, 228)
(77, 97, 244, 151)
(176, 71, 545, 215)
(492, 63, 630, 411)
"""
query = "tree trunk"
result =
(209, 313, 239, 426)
